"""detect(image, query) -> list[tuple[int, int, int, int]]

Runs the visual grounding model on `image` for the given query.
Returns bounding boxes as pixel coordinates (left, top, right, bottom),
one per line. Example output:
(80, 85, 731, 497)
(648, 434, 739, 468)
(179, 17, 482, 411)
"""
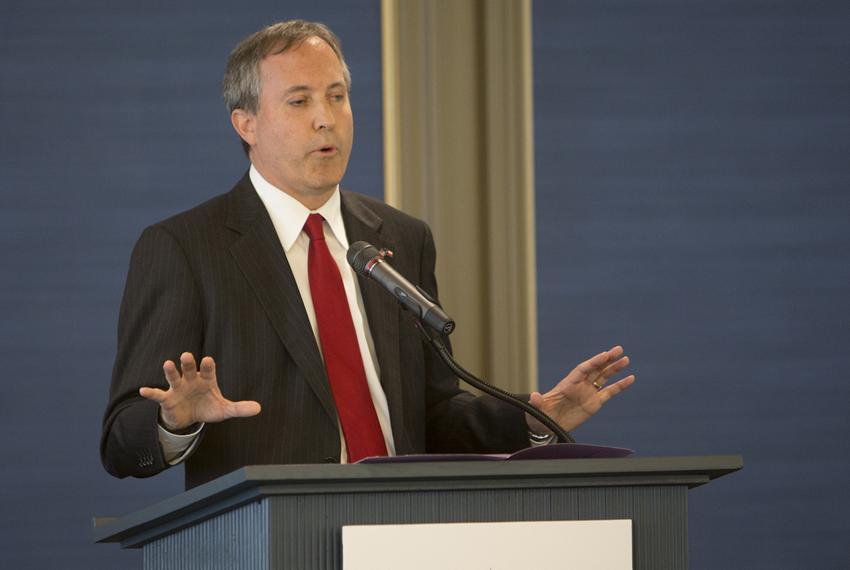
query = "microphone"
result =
(347, 241, 573, 443)
(347, 241, 456, 335)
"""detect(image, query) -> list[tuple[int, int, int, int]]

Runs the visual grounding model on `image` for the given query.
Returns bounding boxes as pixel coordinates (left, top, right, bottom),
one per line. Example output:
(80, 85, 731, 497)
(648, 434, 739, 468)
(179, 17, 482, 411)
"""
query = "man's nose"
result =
(313, 101, 336, 130)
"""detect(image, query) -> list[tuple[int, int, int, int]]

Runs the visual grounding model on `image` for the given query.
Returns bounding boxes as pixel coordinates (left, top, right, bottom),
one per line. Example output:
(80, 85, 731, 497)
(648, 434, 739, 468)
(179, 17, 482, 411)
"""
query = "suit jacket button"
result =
(324, 457, 339, 463)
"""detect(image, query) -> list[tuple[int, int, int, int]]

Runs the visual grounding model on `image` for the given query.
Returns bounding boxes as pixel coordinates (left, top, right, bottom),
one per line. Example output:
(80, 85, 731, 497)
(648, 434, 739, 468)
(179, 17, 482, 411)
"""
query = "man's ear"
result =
(230, 109, 256, 147)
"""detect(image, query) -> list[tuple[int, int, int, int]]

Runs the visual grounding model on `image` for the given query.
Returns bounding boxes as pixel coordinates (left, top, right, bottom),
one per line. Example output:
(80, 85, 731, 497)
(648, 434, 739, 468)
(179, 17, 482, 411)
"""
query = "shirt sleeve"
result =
(157, 423, 204, 465)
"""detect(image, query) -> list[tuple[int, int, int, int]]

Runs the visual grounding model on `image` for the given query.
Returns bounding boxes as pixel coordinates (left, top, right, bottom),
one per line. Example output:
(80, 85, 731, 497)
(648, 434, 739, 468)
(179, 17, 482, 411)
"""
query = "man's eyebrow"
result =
(282, 85, 311, 96)
(282, 82, 347, 96)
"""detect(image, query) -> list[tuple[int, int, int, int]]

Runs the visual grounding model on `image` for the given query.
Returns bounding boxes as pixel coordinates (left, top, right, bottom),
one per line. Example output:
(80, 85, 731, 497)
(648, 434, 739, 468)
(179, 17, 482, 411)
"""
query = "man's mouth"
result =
(313, 145, 338, 156)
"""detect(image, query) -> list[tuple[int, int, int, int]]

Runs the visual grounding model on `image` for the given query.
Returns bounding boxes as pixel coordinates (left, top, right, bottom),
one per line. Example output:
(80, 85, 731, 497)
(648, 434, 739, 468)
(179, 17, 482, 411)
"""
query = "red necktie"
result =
(303, 213, 388, 462)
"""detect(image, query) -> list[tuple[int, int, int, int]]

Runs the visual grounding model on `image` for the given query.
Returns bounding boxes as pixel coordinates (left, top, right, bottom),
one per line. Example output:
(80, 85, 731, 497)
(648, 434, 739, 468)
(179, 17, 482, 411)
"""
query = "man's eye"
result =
(330, 94, 346, 102)
(289, 99, 307, 106)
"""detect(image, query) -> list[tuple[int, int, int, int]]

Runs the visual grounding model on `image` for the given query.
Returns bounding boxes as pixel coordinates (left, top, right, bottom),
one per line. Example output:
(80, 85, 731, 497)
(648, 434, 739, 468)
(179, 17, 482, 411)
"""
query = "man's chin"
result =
(292, 177, 343, 203)
(304, 170, 346, 192)
(304, 177, 342, 193)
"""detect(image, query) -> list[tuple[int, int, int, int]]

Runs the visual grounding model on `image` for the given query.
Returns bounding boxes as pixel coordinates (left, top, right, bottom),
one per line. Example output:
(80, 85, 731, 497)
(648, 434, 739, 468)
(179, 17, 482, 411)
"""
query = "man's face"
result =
(239, 36, 353, 208)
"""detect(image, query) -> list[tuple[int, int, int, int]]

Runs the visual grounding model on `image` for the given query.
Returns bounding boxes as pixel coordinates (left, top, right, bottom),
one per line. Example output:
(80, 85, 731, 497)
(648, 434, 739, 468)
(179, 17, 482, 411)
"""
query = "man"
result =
(101, 20, 634, 490)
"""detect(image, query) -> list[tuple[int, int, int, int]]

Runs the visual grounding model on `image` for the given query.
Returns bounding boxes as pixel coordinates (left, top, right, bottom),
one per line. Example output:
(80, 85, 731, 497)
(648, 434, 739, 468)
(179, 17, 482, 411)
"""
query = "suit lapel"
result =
(341, 193, 408, 448)
(225, 176, 338, 426)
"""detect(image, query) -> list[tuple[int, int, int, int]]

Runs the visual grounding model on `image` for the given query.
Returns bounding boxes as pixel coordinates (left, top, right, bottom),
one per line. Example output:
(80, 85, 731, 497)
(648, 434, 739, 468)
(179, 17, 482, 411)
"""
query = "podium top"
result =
(94, 454, 742, 546)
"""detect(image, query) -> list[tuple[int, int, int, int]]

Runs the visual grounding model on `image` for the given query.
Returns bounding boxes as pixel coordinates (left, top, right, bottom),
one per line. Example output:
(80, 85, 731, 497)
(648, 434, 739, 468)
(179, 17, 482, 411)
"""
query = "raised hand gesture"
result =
(139, 352, 261, 431)
(528, 346, 635, 434)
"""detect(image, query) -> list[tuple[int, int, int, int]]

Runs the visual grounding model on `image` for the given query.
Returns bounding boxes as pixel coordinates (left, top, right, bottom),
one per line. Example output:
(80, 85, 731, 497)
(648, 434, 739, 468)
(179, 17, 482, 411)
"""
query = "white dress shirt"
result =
(159, 165, 396, 464)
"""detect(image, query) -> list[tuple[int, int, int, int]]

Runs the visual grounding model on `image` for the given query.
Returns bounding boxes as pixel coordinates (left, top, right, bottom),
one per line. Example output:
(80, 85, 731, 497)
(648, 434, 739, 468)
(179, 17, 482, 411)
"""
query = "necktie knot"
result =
(303, 213, 325, 242)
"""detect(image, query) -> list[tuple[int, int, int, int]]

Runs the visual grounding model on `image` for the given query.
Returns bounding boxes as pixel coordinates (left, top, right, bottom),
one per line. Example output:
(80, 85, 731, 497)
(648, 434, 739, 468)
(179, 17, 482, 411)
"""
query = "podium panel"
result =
(94, 455, 742, 570)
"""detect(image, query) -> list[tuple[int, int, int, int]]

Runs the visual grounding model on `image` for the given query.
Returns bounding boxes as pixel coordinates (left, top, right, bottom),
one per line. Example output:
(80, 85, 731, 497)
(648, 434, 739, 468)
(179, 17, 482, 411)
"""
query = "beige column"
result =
(381, 0, 538, 395)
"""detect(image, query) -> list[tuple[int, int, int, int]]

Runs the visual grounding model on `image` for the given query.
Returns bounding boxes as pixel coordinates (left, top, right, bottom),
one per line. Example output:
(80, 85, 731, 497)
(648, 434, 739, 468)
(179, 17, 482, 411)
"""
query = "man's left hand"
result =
(527, 345, 635, 434)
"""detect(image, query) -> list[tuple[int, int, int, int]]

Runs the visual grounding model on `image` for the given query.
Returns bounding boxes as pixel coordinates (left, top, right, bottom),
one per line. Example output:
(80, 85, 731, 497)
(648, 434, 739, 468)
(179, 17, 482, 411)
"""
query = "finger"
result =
(598, 356, 630, 382)
(598, 375, 636, 405)
(593, 355, 631, 393)
(199, 356, 216, 381)
(226, 400, 262, 418)
(606, 346, 625, 360)
(163, 360, 181, 387)
(180, 352, 198, 381)
(575, 351, 610, 377)
(139, 386, 169, 403)
(586, 350, 628, 388)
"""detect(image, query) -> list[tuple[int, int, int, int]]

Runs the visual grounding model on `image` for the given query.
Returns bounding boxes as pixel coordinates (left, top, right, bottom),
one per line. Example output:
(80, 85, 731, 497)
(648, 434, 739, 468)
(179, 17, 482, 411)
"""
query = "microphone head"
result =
(347, 241, 381, 276)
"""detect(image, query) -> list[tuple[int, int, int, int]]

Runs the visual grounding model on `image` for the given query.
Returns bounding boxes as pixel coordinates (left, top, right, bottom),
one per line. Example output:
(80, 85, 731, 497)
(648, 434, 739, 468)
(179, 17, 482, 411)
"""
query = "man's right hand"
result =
(139, 352, 261, 431)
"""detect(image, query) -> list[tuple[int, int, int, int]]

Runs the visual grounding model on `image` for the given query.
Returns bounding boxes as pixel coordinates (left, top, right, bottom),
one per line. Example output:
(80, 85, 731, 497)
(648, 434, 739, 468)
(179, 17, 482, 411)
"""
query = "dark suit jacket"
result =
(101, 174, 529, 489)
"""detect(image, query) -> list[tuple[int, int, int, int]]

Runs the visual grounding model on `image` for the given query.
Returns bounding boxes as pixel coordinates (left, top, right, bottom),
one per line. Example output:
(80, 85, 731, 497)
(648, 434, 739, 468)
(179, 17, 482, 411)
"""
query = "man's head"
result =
(224, 20, 354, 208)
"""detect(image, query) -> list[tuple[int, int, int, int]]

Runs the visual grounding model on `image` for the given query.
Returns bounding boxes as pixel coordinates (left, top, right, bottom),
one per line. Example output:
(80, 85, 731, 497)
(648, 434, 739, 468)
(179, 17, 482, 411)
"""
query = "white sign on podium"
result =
(343, 519, 632, 570)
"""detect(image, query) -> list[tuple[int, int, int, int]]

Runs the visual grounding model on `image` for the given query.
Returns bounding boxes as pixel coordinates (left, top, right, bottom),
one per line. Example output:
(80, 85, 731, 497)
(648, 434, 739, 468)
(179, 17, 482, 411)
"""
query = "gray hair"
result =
(222, 20, 352, 153)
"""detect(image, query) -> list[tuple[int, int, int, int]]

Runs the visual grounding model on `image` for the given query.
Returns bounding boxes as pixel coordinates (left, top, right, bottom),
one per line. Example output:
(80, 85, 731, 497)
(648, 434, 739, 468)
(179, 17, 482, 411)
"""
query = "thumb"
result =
(528, 391, 544, 411)
(525, 392, 549, 434)
(227, 400, 262, 418)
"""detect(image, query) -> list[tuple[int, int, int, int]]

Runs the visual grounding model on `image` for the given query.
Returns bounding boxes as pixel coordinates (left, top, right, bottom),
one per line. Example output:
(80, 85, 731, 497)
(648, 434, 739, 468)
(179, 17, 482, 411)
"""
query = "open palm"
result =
(139, 352, 261, 431)
(528, 346, 635, 434)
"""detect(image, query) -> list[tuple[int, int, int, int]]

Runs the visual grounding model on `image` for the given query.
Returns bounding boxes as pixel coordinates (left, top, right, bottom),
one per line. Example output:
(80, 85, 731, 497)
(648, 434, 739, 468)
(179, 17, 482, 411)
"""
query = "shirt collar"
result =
(250, 164, 348, 252)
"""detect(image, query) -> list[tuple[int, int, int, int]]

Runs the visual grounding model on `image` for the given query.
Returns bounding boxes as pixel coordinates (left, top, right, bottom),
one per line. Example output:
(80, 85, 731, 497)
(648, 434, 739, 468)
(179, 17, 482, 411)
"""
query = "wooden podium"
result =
(94, 455, 741, 569)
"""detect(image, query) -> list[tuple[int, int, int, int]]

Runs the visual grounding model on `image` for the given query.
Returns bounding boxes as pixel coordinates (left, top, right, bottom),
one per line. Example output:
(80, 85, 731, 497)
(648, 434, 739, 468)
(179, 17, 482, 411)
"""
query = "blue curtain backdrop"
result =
(2, 0, 848, 568)
(534, 1, 850, 568)
(0, 1, 382, 568)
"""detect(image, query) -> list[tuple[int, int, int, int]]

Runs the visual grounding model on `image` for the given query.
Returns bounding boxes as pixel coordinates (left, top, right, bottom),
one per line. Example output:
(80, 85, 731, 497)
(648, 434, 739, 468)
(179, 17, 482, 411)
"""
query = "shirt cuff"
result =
(158, 422, 204, 465)
(528, 430, 555, 447)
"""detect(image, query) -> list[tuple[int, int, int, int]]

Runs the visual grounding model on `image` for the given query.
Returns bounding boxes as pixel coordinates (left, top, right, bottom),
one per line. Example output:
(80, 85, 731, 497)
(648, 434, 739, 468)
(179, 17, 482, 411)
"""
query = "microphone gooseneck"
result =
(346, 240, 573, 444)
(412, 319, 574, 444)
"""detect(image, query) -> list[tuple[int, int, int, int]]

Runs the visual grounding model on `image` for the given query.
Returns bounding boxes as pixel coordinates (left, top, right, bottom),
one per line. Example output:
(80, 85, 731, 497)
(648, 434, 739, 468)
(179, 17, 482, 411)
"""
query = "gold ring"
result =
(592, 381, 602, 390)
